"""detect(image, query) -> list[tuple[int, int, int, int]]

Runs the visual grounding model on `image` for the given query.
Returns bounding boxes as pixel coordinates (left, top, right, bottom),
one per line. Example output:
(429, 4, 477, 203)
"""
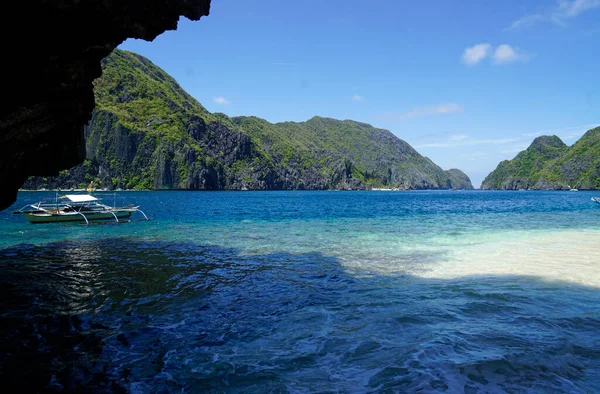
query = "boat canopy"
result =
(63, 194, 98, 202)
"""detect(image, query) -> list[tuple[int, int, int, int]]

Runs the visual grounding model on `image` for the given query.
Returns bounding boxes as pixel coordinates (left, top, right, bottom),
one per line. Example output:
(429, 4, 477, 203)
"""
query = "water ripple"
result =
(0, 237, 599, 392)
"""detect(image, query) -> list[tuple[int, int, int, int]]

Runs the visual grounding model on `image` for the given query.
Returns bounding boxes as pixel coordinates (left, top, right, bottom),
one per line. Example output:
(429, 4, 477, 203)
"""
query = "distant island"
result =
(482, 129, 600, 190)
(24, 50, 473, 191)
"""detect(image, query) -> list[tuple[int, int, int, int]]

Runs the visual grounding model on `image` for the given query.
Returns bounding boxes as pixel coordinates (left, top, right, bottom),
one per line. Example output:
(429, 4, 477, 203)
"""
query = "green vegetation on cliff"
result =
(482, 128, 600, 189)
(24, 49, 473, 191)
(232, 115, 473, 189)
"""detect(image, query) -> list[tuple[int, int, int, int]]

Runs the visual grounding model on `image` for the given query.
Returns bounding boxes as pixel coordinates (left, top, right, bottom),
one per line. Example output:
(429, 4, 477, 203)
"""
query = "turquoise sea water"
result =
(1, 190, 600, 392)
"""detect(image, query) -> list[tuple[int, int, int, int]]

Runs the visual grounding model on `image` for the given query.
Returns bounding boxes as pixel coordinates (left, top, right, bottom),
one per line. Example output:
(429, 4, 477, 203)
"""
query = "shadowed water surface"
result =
(1, 238, 600, 393)
(1, 191, 600, 392)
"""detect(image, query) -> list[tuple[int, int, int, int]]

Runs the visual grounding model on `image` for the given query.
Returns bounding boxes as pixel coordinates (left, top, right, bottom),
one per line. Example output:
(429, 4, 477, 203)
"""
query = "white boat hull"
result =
(24, 210, 133, 224)
(15, 193, 148, 224)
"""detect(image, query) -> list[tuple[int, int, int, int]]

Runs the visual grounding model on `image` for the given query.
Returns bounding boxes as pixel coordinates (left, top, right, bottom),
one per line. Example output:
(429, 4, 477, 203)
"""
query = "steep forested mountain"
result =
(482, 128, 600, 190)
(24, 50, 473, 191)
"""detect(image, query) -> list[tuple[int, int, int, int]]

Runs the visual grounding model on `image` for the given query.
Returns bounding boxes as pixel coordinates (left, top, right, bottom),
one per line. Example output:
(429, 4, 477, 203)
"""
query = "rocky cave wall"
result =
(0, 0, 212, 210)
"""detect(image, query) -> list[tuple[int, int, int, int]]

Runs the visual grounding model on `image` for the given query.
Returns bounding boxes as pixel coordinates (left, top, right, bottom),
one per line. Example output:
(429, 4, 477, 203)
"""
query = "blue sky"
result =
(119, 0, 600, 187)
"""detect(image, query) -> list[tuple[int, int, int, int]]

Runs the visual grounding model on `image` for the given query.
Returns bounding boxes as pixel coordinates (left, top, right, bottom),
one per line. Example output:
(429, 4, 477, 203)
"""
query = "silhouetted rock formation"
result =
(0, 0, 211, 210)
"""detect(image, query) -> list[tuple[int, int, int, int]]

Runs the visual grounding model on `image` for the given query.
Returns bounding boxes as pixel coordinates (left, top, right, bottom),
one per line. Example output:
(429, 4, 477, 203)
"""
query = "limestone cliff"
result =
(24, 50, 473, 192)
(482, 130, 600, 190)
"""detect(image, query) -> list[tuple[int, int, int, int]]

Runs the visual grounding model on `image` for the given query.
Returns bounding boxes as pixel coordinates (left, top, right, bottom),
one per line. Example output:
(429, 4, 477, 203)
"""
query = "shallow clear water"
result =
(1, 190, 600, 392)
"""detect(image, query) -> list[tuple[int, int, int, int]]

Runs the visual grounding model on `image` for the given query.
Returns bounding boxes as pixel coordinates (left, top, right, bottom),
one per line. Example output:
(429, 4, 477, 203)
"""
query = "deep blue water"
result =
(1, 190, 600, 392)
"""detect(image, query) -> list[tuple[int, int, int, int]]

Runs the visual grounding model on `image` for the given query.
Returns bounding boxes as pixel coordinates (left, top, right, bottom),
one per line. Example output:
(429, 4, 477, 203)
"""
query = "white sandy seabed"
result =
(415, 229, 600, 288)
(324, 225, 600, 288)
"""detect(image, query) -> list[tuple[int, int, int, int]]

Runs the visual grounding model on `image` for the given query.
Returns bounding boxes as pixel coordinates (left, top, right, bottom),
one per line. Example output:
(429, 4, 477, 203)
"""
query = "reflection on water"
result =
(1, 238, 600, 392)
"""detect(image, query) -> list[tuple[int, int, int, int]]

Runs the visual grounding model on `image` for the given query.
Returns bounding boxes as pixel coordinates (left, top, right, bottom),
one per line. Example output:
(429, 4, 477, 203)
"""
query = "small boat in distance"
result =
(592, 197, 600, 205)
(14, 193, 149, 224)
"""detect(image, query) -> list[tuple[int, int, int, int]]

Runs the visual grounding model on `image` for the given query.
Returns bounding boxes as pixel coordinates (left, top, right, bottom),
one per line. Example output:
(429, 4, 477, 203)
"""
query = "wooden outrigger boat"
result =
(13, 193, 149, 224)
(592, 197, 600, 205)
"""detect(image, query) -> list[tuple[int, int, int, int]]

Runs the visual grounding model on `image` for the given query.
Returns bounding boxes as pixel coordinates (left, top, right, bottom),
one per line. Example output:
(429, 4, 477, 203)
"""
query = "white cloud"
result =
(508, 14, 547, 30)
(449, 134, 468, 141)
(352, 94, 364, 101)
(560, 0, 600, 17)
(404, 103, 464, 118)
(374, 103, 464, 120)
(493, 44, 532, 64)
(508, 0, 600, 30)
(213, 96, 230, 105)
(415, 138, 520, 149)
(435, 103, 464, 114)
(462, 44, 530, 66)
(493, 44, 520, 64)
(462, 43, 491, 65)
